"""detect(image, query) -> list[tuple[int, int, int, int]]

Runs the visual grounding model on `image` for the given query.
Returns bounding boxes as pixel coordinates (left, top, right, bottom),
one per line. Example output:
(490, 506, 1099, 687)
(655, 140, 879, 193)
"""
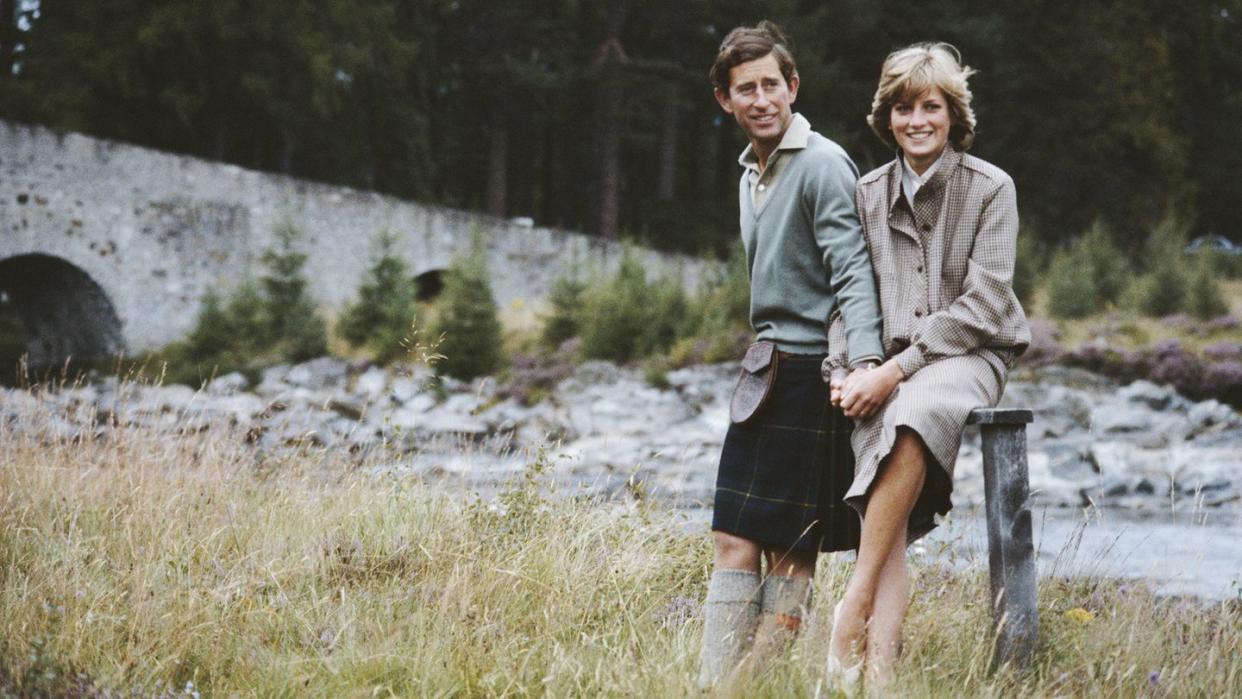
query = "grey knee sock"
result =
(752, 575, 814, 662)
(697, 569, 762, 689)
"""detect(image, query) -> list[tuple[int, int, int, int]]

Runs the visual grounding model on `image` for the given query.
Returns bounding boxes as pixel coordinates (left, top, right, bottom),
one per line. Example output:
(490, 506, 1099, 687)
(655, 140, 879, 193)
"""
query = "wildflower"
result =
(1148, 670, 1160, 685)
(1064, 607, 1095, 624)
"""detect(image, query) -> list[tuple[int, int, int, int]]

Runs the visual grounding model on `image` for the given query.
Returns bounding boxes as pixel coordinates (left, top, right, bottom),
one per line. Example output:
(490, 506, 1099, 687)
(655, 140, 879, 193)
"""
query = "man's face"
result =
(715, 53, 799, 151)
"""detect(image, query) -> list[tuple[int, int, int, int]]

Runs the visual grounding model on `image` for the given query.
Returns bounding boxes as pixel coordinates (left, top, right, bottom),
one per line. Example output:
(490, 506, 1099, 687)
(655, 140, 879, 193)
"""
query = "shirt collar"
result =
(888, 145, 963, 213)
(901, 150, 944, 188)
(738, 113, 812, 171)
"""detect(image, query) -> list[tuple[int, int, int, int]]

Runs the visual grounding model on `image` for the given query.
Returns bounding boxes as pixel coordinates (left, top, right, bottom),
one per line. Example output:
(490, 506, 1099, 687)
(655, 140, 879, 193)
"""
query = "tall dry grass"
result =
(1, 384, 1239, 697)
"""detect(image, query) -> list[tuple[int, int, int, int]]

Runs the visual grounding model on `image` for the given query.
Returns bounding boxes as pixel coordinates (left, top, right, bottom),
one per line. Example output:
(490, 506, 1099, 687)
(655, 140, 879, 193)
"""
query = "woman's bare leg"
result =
(864, 537, 911, 686)
(829, 428, 927, 677)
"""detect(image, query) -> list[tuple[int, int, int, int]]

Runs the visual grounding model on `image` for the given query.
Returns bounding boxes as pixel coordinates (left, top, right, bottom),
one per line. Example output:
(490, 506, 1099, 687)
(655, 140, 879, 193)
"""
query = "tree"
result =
(433, 243, 503, 381)
(338, 230, 419, 364)
(260, 222, 327, 361)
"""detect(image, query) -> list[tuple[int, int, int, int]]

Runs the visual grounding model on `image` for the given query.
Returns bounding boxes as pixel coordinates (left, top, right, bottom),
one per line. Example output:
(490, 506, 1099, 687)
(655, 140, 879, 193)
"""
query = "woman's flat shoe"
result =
(826, 601, 863, 690)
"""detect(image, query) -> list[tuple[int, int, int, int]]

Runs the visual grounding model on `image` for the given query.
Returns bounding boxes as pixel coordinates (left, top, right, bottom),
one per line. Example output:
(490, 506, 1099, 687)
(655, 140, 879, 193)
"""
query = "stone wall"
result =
(0, 120, 709, 357)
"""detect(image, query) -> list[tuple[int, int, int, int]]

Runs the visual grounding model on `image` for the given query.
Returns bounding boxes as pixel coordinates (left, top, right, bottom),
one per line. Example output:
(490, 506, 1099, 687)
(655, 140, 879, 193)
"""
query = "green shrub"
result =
(1131, 224, 1189, 317)
(1187, 251, 1229, 320)
(694, 246, 750, 331)
(1044, 249, 1098, 319)
(0, 310, 26, 374)
(578, 253, 690, 364)
(672, 247, 751, 365)
(1011, 230, 1045, 307)
(644, 275, 693, 354)
(260, 223, 327, 361)
(1078, 221, 1128, 305)
(433, 245, 503, 381)
(540, 274, 586, 351)
(166, 224, 329, 385)
(338, 231, 419, 364)
(1044, 223, 1134, 319)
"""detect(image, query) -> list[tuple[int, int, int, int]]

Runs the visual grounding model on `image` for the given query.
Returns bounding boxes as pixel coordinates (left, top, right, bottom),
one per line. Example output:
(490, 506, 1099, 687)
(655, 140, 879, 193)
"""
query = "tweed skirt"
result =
(711, 355, 861, 553)
(843, 349, 1008, 542)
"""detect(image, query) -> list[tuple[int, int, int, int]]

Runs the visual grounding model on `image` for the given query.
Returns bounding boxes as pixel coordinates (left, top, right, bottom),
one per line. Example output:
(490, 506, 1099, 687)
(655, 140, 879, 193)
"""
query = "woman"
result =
(821, 42, 1030, 689)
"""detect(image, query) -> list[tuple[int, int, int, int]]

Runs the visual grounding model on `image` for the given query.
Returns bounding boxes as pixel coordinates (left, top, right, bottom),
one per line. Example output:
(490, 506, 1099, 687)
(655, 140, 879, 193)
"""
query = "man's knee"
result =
(765, 547, 817, 579)
(713, 530, 762, 570)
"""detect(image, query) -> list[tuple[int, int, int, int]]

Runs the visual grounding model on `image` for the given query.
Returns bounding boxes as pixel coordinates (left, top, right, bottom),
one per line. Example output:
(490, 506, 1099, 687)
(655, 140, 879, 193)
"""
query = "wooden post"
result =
(967, 407, 1038, 669)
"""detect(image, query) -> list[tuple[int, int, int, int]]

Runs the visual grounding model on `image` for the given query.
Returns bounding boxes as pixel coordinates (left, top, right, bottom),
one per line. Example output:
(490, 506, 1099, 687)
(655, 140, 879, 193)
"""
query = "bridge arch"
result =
(0, 254, 125, 371)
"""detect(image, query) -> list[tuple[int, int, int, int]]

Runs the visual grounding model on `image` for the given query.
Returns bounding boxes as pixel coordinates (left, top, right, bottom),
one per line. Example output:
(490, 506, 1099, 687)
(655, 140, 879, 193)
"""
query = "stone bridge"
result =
(0, 121, 706, 368)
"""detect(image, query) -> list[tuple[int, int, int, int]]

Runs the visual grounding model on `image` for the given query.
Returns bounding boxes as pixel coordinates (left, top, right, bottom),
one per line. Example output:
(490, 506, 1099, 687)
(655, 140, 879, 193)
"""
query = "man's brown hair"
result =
(709, 20, 798, 94)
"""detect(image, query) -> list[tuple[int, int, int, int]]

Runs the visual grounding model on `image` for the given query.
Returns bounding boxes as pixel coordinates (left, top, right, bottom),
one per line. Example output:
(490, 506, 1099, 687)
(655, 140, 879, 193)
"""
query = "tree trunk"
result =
(279, 134, 294, 175)
(597, 80, 621, 239)
(695, 115, 718, 199)
(0, 0, 16, 78)
(541, 93, 560, 224)
(716, 117, 737, 199)
(485, 105, 508, 217)
(657, 84, 680, 202)
(593, 0, 630, 239)
(360, 68, 380, 191)
(213, 122, 228, 161)
(511, 105, 535, 218)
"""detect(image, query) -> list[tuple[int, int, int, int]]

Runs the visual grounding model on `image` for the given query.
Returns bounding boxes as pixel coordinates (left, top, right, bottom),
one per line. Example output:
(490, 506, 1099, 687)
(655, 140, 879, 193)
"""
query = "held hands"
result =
(830, 360, 904, 419)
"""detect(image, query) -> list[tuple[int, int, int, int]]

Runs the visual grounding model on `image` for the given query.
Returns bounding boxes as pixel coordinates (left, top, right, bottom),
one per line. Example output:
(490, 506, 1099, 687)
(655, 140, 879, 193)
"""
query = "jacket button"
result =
(921, 223, 932, 232)
(916, 265, 924, 273)
(914, 309, 924, 317)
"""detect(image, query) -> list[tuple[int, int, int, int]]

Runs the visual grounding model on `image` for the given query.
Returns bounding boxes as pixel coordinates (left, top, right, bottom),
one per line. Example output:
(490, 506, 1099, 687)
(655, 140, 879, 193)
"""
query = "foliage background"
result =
(2, 0, 1239, 256)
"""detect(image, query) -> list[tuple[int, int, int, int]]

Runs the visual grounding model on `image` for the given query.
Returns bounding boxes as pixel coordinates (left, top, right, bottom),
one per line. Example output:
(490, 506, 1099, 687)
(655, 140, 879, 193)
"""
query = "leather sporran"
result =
(729, 340, 780, 425)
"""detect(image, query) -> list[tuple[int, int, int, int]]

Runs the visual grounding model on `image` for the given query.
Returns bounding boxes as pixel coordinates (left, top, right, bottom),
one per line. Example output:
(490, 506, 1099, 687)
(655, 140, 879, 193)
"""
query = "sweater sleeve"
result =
(809, 150, 884, 366)
(893, 176, 1021, 376)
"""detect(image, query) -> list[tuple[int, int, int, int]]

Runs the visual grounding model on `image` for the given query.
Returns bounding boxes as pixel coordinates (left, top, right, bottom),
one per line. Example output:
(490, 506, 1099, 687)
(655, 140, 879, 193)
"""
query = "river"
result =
(681, 505, 1242, 601)
(919, 506, 1242, 601)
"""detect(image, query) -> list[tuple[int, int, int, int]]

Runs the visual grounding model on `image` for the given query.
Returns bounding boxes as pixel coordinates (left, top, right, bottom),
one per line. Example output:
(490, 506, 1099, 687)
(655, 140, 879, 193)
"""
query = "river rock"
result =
(1186, 400, 1239, 437)
(1117, 380, 1190, 412)
(352, 366, 388, 401)
(5, 358, 1240, 512)
(286, 357, 349, 390)
(206, 372, 249, 395)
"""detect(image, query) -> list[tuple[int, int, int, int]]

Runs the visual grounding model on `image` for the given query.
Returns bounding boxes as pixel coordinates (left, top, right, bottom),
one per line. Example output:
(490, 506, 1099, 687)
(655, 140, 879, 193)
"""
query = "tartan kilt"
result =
(711, 354, 860, 553)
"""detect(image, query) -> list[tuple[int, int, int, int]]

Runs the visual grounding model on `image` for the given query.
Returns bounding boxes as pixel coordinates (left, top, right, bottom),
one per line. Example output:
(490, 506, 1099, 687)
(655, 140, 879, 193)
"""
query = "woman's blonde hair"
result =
(867, 42, 977, 151)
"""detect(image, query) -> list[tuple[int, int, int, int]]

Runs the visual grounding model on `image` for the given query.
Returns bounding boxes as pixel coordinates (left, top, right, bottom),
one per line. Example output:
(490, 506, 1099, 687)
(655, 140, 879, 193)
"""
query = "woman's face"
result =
(890, 86, 951, 174)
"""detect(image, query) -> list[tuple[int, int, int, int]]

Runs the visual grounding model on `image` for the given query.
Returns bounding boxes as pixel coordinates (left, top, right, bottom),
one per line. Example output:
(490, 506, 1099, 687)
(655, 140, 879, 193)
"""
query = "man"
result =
(698, 20, 884, 687)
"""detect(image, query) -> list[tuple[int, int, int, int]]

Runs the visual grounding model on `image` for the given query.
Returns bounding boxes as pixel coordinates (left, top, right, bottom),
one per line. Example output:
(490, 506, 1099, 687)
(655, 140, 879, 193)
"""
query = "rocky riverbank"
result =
(3, 358, 1240, 511)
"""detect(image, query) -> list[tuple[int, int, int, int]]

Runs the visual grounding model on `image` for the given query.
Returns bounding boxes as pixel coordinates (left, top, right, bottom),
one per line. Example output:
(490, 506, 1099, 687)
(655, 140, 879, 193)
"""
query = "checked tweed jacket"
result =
(827, 146, 1031, 538)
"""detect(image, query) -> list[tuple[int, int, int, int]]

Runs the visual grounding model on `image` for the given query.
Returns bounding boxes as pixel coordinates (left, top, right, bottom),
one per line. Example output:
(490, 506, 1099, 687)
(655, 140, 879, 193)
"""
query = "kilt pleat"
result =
(711, 355, 861, 552)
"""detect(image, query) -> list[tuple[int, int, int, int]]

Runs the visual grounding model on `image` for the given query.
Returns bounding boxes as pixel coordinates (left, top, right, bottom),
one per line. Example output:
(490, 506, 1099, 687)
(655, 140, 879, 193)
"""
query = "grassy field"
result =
(1, 397, 1240, 697)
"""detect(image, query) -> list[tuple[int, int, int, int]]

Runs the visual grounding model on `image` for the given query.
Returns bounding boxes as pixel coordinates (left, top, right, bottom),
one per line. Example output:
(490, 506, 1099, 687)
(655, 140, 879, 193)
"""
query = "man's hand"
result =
(829, 366, 867, 407)
(839, 360, 903, 419)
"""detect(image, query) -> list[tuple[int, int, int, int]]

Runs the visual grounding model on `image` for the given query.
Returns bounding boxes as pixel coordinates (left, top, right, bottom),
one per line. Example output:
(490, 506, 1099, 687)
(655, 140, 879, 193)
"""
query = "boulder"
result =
(206, 372, 249, 395)
(286, 357, 349, 390)
(1186, 400, 1239, 438)
(1117, 380, 1190, 412)
(352, 366, 388, 401)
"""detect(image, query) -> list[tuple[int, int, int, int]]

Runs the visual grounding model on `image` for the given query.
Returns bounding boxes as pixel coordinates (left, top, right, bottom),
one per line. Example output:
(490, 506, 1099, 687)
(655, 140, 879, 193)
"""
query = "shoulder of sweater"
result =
(798, 132, 856, 171)
(959, 153, 1014, 191)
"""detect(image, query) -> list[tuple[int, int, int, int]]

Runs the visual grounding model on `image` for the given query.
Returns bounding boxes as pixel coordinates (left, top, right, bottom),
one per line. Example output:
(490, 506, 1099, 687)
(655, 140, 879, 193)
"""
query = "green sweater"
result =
(738, 127, 884, 362)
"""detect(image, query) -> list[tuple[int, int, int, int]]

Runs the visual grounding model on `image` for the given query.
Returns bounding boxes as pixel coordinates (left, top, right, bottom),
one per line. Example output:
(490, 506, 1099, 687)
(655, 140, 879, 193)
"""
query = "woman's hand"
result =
(839, 360, 904, 419)
(828, 367, 850, 407)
